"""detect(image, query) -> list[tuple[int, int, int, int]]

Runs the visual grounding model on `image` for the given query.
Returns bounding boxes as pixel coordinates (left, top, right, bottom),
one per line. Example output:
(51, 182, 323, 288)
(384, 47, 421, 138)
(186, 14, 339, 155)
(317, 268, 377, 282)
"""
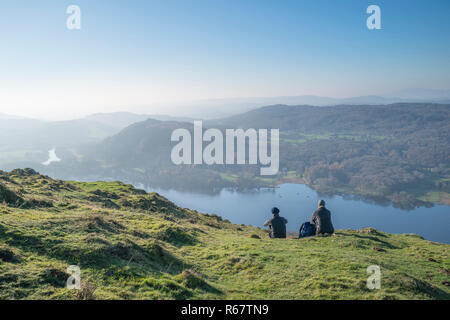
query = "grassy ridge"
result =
(0, 169, 449, 299)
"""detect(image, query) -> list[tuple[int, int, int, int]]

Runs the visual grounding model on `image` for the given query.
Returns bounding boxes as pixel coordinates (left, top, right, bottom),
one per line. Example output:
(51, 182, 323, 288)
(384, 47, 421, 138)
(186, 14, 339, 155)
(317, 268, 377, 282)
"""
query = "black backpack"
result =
(298, 222, 315, 238)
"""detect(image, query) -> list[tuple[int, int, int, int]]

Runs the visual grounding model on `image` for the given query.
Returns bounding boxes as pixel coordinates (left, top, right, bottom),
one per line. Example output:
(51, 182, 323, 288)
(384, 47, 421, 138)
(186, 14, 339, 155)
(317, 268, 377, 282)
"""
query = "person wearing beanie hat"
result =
(310, 199, 334, 235)
(264, 207, 288, 238)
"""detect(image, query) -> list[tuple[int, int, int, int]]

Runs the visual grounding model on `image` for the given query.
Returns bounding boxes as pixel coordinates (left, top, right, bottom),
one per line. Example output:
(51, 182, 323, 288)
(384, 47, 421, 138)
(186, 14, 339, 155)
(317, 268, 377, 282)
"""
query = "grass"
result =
(418, 191, 449, 204)
(0, 169, 449, 300)
(406, 171, 450, 205)
(216, 172, 239, 183)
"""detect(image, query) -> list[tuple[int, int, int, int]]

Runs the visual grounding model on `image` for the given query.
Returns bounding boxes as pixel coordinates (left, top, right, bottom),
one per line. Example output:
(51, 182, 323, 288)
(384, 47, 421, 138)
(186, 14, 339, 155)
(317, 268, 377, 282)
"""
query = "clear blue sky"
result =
(1, 0, 449, 118)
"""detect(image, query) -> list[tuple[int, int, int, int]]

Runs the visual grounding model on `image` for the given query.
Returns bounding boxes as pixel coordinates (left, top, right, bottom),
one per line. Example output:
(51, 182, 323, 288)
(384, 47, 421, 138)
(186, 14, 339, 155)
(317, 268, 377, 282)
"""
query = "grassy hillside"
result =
(0, 169, 449, 300)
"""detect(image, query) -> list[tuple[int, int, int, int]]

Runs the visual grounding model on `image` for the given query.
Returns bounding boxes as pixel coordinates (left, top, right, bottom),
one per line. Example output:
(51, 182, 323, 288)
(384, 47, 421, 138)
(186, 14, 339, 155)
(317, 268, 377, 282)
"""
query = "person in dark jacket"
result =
(310, 200, 334, 235)
(264, 207, 288, 238)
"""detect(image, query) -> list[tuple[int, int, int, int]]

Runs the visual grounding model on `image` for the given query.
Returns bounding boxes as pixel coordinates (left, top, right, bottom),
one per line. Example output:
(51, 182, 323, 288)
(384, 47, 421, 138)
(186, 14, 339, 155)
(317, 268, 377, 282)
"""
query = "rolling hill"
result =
(0, 169, 449, 299)
(2, 103, 449, 208)
(84, 112, 196, 129)
(48, 103, 450, 208)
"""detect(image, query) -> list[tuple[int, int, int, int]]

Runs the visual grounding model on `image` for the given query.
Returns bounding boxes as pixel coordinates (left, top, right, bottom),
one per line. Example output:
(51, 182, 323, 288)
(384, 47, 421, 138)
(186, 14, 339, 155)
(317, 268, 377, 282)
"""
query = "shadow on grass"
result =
(335, 232, 399, 249)
(0, 223, 187, 274)
(409, 277, 450, 299)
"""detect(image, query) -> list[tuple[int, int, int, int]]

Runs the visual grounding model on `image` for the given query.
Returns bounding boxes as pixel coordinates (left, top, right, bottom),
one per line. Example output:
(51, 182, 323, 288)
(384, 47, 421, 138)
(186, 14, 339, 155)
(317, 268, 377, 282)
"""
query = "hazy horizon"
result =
(2, 88, 450, 121)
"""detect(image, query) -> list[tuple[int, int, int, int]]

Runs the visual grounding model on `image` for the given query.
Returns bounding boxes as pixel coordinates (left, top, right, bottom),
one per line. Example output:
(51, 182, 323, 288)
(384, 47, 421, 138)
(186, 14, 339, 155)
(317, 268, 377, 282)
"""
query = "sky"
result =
(1, 0, 450, 119)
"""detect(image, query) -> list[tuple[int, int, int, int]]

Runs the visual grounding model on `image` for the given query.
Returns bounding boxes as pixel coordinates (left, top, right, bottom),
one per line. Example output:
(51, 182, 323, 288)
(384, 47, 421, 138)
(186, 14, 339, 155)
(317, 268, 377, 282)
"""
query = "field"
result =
(0, 169, 449, 299)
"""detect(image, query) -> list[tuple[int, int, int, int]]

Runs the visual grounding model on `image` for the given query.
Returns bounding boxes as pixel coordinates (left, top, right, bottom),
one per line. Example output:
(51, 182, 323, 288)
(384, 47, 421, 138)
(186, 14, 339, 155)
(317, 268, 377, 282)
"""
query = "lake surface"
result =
(143, 183, 449, 244)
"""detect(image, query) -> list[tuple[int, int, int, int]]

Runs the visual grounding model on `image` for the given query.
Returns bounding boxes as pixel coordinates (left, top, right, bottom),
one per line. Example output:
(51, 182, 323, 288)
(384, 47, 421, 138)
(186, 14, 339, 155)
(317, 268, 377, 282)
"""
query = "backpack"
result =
(298, 222, 315, 238)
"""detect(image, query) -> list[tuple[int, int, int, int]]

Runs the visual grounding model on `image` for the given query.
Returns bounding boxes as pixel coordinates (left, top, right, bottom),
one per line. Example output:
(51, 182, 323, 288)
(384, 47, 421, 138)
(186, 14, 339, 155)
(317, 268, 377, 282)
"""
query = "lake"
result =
(143, 183, 450, 244)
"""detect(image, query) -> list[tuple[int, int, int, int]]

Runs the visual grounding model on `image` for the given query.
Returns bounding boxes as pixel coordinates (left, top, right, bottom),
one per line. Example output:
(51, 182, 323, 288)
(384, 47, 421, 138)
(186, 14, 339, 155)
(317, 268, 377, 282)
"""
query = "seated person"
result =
(311, 200, 334, 235)
(264, 207, 288, 238)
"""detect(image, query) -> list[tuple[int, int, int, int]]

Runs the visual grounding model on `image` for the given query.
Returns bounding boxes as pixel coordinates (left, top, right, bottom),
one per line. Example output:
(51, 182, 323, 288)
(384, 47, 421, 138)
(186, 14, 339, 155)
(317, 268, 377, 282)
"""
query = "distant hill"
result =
(207, 103, 450, 207)
(0, 113, 195, 175)
(95, 119, 186, 167)
(0, 112, 195, 154)
(2, 103, 449, 208)
(77, 119, 229, 192)
(0, 169, 448, 299)
(0, 118, 120, 171)
(148, 91, 450, 119)
(385, 88, 450, 100)
(0, 118, 118, 151)
(78, 103, 449, 208)
(84, 112, 196, 130)
(207, 103, 450, 133)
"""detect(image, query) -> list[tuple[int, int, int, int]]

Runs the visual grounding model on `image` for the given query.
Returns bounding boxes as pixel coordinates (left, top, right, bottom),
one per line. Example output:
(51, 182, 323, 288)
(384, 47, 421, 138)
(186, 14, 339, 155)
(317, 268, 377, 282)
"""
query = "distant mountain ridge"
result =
(207, 102, 450, 132)
(144, 90, 450, 119)
(84, 112, 196, 129)
(2, 88, 449, 121)
(1, 102, 449, 209)
(29, 102, 449, 209)
(385, 88, 450, 100)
